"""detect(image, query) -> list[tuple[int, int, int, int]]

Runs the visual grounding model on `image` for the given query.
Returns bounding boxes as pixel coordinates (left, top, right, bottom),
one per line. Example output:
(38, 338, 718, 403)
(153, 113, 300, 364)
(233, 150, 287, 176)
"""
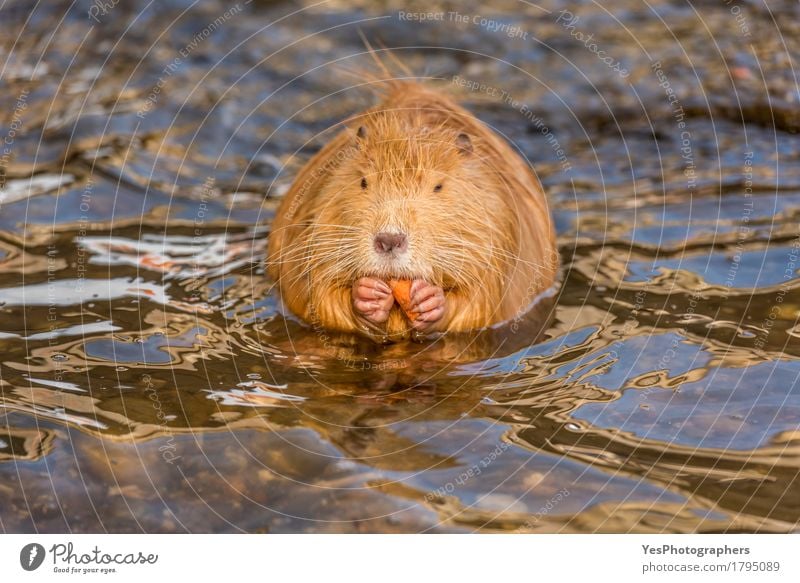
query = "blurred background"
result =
(1, 0, 799, 533)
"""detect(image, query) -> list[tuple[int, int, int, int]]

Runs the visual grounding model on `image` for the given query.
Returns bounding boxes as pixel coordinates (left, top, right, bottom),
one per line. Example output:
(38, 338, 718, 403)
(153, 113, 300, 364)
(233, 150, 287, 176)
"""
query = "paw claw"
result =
(353, 277, 395, 325)
(408, 280, 446, 331)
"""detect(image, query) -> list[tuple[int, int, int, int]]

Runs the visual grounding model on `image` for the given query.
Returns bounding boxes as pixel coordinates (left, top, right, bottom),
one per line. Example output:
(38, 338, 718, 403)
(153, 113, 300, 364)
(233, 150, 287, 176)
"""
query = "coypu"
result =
(267, 79, 558, 342)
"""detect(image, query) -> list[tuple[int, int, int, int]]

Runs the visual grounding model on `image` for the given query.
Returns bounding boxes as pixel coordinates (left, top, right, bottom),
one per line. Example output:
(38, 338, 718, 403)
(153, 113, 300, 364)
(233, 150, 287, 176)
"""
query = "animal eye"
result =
(433, 183, 443, 192)
(361, 177, 368, 189)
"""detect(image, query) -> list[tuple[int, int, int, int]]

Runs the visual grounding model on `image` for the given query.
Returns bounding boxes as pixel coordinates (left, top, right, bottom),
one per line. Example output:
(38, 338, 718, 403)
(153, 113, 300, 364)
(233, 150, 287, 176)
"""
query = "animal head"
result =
(310, 108, 515, 292)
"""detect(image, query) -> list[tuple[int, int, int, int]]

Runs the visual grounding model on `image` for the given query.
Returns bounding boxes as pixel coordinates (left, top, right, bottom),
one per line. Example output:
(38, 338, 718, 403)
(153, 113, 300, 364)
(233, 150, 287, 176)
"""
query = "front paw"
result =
(352, 277, 395, 326)
(409, 280, 446, 332)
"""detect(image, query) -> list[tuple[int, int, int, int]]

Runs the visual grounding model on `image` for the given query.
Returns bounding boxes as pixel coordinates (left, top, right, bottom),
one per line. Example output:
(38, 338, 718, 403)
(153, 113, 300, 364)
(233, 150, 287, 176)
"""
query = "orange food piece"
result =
(389, 279, 416, 321)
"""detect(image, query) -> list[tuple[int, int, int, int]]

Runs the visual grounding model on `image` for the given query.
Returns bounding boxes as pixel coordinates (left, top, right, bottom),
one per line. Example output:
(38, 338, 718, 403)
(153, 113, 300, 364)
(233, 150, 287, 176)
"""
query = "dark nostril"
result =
(374, 232, 408, 254)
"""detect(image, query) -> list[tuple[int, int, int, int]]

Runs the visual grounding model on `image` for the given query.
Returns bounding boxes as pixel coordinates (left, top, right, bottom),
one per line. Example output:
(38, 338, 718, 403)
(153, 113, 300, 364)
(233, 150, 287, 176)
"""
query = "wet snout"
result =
(374, 231, 408, 255)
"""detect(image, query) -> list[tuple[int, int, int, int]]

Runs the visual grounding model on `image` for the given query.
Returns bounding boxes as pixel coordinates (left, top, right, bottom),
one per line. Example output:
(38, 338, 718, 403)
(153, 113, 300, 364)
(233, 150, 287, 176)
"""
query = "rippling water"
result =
(1, 0, 799, 532)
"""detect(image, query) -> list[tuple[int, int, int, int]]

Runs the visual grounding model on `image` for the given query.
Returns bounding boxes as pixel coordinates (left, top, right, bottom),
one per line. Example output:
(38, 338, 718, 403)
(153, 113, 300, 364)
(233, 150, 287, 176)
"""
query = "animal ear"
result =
(455, 132, 473, 155)
(356, 125, 367, 140)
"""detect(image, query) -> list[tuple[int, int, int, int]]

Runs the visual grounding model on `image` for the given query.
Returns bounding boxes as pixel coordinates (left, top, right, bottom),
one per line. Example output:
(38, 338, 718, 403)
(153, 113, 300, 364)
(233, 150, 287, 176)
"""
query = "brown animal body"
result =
(267, 81, 557, 341)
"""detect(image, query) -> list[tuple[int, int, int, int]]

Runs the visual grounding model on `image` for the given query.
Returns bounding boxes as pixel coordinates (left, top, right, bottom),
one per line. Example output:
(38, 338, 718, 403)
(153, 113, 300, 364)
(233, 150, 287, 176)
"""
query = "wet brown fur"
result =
(267, 80, 558, 339)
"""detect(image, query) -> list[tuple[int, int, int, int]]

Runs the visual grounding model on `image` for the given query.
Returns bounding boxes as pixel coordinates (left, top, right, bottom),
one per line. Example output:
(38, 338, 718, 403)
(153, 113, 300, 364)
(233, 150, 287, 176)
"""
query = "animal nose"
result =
(374, 232, 408, 255)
